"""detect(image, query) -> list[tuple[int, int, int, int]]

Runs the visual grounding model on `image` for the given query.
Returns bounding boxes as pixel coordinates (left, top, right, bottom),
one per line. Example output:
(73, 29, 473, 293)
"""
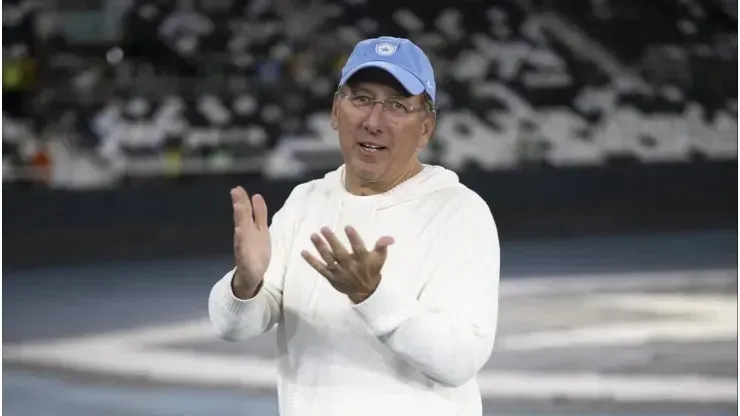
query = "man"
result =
(209, 36, 500, 416)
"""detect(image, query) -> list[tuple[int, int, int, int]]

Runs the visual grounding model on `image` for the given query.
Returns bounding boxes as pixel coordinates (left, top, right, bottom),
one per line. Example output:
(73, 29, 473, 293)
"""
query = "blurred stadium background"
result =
(2, 0, 738, 415)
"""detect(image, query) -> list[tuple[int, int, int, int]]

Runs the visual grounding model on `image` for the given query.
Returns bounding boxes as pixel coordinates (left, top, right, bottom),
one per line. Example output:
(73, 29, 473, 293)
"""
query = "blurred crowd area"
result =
(2, 0, 737, 189)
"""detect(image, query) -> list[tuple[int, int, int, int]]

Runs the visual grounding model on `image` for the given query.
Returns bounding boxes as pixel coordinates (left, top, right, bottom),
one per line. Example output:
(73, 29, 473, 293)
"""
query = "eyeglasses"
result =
(337, 92, 432, 117)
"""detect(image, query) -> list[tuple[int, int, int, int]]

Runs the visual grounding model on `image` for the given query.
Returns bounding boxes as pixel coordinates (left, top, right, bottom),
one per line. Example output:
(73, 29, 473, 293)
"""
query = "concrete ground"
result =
(3, 229, 738, 416)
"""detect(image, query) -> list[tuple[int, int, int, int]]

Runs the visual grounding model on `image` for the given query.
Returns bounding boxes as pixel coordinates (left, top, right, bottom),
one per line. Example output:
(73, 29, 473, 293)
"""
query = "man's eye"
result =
(351, 96, 371, 105)
(389, 101, 409, 112)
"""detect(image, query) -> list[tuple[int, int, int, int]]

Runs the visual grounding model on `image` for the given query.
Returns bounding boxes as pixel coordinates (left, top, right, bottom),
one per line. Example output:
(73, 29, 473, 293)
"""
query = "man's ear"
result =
(418, 113, 436, 148)
(331, 93, 340, 131)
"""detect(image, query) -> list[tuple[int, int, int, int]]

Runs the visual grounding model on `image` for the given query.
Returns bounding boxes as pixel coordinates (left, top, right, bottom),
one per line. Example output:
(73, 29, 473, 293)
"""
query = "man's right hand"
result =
(231, 186, 271, 299)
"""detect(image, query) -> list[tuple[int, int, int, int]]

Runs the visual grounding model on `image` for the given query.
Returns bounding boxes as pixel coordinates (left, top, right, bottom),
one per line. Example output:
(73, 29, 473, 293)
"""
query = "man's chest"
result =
(281, 203, 439, 323)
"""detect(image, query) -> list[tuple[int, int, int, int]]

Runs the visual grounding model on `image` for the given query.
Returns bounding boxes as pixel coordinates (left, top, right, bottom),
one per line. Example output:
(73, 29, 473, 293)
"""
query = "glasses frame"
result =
(336, 91, 435, 116)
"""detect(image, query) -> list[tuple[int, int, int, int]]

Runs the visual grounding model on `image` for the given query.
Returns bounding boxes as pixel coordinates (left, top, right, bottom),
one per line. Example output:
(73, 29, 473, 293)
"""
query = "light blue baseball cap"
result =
(338, 36, 437, 105)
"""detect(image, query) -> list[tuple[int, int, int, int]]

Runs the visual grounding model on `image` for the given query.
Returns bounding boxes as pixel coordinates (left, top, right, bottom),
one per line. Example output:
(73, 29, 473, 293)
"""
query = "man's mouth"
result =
(359, 142, 387, 152)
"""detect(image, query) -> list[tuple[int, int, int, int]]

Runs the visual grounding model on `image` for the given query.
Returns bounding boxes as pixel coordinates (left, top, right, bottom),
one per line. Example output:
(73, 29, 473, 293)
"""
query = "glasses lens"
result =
(385, 99, 410, 116)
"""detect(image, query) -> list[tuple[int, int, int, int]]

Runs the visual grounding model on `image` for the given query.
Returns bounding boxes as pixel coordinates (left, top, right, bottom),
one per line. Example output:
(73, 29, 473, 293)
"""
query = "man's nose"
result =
(362, 103, 384, 135)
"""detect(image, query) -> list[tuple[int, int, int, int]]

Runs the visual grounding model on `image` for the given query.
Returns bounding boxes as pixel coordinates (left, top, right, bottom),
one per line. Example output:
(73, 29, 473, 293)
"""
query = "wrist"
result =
(349, 291, 371, 304)
(349, 276, 381, 304)
(231, 272, 262, 300)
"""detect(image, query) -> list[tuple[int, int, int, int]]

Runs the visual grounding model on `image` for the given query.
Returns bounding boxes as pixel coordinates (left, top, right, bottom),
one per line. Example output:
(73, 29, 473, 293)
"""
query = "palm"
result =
(231, 187, 270, 288)
(356, 252, 384, 280)
(301, 226, 394, 302)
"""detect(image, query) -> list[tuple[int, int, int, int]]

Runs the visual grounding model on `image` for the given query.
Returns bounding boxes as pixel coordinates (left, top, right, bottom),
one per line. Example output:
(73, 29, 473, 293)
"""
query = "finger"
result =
(231, 187, 247, 204)
(311, 233, 337, 265)
(231, 187, 253, 226)
(320, 227, 351, 261)
(373, 236, 395, 259)
(234, 202, 255, 230)
(233, 186, 253, 220)
(231, 186, 247, 204)
(301, 250, 333, 279)
(231, 188, 242, 225)
(242, 192, 254, 221)
(301, 251, 349, 294)
(344, 225, 368, 254)
(233, 226, 243, 250)
(252, 194, 268, 231)
(233, 200, 243, 227)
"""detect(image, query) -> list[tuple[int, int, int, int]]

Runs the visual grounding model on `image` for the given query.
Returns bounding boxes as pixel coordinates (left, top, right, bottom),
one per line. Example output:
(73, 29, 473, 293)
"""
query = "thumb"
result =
(373, 236, 395, 260)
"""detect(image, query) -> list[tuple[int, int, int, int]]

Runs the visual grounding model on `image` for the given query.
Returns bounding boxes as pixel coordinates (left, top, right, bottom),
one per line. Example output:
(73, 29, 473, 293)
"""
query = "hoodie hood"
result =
(320, 164, 461, 209)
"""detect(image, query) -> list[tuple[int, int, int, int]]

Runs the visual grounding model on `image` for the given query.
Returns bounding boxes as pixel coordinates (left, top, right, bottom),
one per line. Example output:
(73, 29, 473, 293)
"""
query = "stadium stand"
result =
(2, 0, 737, 187)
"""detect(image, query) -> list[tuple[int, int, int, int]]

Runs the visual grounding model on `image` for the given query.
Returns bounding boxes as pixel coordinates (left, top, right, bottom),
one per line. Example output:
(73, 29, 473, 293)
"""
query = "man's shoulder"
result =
(431, 182, 492, 216)
(285, 177, 328, 202)
(279, 176, 334, 213)
(434, 185, 498, 242)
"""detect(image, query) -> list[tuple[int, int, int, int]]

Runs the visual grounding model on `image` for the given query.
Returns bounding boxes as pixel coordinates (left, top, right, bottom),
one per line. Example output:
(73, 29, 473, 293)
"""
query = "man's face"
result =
(330, 68, 435, 184)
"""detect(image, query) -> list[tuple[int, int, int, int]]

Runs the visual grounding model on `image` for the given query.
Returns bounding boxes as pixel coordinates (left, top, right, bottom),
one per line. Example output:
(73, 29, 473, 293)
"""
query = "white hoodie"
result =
(208, 164, 500, 416)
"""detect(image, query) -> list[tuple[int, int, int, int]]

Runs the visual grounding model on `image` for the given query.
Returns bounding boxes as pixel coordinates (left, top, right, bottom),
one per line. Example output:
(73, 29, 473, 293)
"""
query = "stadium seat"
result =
(3, 0, 736, 184)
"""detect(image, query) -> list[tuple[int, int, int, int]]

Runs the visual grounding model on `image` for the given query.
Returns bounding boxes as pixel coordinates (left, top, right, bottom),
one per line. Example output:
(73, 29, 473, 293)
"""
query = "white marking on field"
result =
(475, 371, 737, 402)
(4, 324, 737, 403)
(498, 294, 737, 350)
(3, 270, 738, 403)
(498, 268, 736, 297)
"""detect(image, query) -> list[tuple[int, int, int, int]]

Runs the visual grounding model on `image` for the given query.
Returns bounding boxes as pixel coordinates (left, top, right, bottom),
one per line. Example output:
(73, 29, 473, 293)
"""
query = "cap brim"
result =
(339, 61, 425, 96)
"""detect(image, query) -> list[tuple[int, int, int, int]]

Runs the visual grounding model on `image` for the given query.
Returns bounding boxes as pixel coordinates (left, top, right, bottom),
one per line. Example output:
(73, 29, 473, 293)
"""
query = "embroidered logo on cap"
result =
(375, 43, 396, 56)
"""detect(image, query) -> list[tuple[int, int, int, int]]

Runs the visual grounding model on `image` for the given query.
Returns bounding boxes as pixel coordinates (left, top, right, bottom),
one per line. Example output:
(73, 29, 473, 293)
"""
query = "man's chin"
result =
(348, 160, 385, 182)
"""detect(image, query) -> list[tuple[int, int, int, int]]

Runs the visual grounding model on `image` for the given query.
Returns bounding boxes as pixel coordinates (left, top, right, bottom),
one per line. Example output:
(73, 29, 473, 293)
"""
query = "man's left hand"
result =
(301, 225, 394, 304)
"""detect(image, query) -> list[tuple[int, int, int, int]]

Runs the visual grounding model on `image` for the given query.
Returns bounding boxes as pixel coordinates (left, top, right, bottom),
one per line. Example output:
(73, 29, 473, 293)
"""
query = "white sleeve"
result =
(208, 187, 303, 342)
(351, 195, 500, 387)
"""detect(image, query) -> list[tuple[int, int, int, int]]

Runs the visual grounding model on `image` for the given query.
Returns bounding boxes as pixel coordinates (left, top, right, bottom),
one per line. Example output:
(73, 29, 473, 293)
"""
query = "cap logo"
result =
(375, 43, 396, 56)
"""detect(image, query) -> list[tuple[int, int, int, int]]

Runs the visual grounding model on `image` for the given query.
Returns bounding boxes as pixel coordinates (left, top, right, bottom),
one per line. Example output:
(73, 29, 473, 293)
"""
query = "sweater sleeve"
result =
(208, 186, 304, 342)
(351, 194, 500, 388)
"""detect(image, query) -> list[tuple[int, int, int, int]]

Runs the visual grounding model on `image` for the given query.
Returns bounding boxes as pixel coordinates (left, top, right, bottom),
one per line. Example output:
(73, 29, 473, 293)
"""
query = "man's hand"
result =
(231, 186, 271, 299)
(301, 226, 394, 304)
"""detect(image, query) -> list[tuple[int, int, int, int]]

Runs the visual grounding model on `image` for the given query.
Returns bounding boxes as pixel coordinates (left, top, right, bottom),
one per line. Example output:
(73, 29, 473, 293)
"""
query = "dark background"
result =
(4, 0, 737, 270)
(4, 159, 737, 269)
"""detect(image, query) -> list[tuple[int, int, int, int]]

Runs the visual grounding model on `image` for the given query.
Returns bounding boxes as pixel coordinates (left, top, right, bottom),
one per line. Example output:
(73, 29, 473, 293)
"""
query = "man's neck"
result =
(345, 162, 424, 196)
